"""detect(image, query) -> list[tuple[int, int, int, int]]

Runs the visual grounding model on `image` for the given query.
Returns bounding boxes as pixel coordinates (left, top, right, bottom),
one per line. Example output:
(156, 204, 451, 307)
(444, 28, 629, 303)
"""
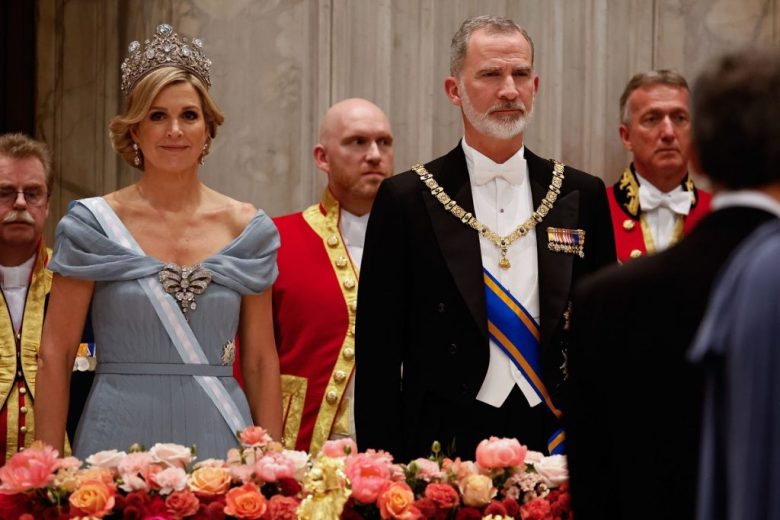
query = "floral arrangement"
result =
(0, 428, 570, 519)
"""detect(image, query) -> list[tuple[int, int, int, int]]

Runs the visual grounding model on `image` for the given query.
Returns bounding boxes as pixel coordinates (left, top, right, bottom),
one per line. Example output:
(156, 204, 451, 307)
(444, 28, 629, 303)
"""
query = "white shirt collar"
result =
(339, 208, 370, 249)
(461, 138, 527, 186)
(711, 190, 780, 217)
(0, 254, 36, 290)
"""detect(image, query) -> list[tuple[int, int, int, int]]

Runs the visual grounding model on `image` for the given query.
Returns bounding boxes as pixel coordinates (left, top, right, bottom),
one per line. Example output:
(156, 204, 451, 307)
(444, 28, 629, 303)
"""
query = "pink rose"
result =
(320, 438, 358, 458)
(409, 458, 442, 481)
(378, 481, 420, 519)
(475, 437, 527, 469)
(149, 443, 194, 468)
(152, 467, 188, 494)
(85, 449, 127, 471)
(345, 452, 393, 504)
(255, 453, 295, 482)
(423, 482, 460, 509)
(459, 474, 496, 507)
(240, 426, 272, 448)
(533, 455, 568, 487)
(266, 494, 300, 520)
(0, 443, 59, 493)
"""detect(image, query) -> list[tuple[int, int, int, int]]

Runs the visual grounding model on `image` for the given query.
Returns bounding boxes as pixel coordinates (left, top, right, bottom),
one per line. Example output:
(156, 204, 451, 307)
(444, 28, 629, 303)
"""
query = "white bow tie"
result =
(472, 167, 524, 186)
(639, 185, 692, 215)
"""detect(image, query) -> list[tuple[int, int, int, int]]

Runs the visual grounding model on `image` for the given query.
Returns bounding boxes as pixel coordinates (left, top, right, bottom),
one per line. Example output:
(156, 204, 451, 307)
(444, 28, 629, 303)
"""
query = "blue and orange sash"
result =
(484, 269, 565, 455)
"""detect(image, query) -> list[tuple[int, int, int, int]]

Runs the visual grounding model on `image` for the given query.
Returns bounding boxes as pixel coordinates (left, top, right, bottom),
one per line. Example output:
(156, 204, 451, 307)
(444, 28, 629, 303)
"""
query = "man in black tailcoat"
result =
(565, 48, 780, 520)
(354, 15, 616, 462)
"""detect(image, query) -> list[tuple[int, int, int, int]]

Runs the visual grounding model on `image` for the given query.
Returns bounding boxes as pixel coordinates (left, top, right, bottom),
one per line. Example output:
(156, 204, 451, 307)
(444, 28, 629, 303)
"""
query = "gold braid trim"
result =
(618, 166, 640, 217)
(413, 160, 565, 269)
(301, 189, 358, 455)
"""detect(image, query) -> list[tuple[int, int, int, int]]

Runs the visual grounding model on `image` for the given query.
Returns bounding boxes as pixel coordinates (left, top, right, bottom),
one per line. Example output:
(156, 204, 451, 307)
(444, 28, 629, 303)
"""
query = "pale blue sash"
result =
(80, 197, 248, 435)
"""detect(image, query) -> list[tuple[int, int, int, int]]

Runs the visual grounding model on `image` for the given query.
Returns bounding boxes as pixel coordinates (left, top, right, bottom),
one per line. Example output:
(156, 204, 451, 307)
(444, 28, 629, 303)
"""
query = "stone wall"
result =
(36, 0, 780, 238)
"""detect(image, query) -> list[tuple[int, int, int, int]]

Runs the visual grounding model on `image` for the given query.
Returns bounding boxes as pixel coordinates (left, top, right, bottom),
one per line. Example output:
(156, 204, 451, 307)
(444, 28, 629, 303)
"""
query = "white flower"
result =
(153, 467, 188, 494)
(533, 454, 568, 486)
(85, 449, 127, 469)
(524, 450, 545, 465)
(281, 449, 310, 480)
(119, 472, 149, 492)
(149, 443, 193, 468)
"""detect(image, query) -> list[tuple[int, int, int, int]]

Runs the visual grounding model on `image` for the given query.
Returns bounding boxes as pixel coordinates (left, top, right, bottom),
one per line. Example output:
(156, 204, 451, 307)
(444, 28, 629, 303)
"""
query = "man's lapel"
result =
(422, 144, 488, 340)
(526, 149, 578, 349)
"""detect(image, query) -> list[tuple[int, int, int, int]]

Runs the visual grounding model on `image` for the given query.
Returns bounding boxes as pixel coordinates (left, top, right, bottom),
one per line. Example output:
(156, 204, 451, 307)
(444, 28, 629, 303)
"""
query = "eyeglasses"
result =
(0, 187, 48, 207)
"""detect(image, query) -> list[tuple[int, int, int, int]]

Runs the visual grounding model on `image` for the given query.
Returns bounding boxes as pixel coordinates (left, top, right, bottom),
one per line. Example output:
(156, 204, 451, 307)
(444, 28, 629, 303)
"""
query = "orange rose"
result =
(69, 479, 116, 518)
(188, 466, 231, 496)
(224, 482, 267, 519)
(378, 481, 418, 519)
(165, 490, 200, 518)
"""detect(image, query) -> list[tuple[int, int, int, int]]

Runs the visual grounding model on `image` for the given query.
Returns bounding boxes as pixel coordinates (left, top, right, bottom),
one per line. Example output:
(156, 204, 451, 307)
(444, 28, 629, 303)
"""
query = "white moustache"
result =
(2, 210, 35, 225)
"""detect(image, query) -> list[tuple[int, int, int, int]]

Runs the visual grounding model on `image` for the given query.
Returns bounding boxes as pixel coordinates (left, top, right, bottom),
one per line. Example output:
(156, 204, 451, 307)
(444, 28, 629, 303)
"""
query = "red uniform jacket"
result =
(607, 165, 711, 263)
(271, 189, 358, 454)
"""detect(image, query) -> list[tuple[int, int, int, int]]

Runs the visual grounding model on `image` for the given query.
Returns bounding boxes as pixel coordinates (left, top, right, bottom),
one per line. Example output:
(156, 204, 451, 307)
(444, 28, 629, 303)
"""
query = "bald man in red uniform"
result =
(272, 99, 394, 454)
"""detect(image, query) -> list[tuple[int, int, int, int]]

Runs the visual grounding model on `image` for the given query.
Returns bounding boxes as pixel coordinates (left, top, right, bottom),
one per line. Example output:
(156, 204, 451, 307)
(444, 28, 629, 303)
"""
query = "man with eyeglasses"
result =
(0, 132, 54, 461)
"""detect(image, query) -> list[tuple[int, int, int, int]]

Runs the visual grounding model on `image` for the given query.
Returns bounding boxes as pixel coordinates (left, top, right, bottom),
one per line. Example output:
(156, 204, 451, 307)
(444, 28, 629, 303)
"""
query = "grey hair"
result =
(450, 15, 534, 77)
(619, 70, 689, 124)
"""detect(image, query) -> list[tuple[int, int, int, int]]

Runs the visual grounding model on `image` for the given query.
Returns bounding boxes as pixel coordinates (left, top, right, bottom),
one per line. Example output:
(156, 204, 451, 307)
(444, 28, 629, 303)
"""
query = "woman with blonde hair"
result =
(35, 24, 282, 458)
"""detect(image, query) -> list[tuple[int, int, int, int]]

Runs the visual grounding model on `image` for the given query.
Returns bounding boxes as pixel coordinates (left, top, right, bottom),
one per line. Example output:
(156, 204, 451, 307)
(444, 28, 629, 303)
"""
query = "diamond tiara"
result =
(120, 23, 212, 96)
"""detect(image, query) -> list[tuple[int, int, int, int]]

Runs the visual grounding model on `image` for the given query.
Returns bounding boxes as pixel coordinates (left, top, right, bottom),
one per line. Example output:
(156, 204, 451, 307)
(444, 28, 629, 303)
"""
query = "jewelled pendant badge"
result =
(159, 263, 212, 314)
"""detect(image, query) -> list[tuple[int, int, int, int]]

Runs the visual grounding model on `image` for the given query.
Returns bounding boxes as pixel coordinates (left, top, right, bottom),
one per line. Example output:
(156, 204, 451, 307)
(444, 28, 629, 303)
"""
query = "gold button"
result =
(342, 278, 356, 290)
(335, 256, 348, 269)
(629, 249, 642, 258)
(349, 301, 357, 313)
(19, 406, 27, 414)
(325, 390, 338, 404)
(623, 219, 635, 231)
(20, 426, 27, 433)
(343, 348, 355, 360)
(333, 370, 346, 383)
(19, 387, 26, 395)
(327, 235, 339, 247)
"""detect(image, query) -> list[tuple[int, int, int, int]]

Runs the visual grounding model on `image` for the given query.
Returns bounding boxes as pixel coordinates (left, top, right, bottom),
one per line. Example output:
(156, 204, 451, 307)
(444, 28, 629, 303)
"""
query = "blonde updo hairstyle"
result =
(109, 67, 225, 170)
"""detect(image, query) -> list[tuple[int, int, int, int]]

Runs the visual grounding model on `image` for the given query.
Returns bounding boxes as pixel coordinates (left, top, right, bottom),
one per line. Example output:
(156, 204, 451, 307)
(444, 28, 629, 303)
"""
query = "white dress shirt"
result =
(462, 138, 542, 409)
(0, 255, 36, 334)
(329, 208, 370, 442)
(636, 172, 693, 251)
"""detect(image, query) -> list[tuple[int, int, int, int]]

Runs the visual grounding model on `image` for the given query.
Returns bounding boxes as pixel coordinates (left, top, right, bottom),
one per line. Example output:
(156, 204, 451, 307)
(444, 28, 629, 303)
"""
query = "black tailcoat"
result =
(355, 144, 616, 461)
(565, 206, 775, 520)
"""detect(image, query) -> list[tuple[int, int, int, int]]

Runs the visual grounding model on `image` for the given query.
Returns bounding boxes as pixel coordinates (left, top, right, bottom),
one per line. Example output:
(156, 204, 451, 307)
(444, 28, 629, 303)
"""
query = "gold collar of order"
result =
(413, 160, 565, 270)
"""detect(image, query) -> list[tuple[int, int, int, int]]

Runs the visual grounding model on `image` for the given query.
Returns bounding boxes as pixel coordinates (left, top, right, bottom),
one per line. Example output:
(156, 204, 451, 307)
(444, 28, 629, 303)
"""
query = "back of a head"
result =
(693, 48, 780, 189)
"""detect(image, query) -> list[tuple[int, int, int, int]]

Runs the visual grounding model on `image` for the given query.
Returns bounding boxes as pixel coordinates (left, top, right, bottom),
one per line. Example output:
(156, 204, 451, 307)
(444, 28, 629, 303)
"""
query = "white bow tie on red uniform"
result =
(639, 185, 693, 215)
(472, 165, 524, 185)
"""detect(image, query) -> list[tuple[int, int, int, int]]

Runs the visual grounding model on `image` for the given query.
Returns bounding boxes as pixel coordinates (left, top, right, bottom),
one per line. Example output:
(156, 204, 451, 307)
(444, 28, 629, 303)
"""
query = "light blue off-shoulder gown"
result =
(49, 201, 279, 460)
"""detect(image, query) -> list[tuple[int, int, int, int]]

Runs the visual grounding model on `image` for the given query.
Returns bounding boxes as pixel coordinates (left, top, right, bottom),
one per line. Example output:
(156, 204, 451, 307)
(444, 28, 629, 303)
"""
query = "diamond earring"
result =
(199, 142, 209, 165)
(132, 143, 141, 167)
